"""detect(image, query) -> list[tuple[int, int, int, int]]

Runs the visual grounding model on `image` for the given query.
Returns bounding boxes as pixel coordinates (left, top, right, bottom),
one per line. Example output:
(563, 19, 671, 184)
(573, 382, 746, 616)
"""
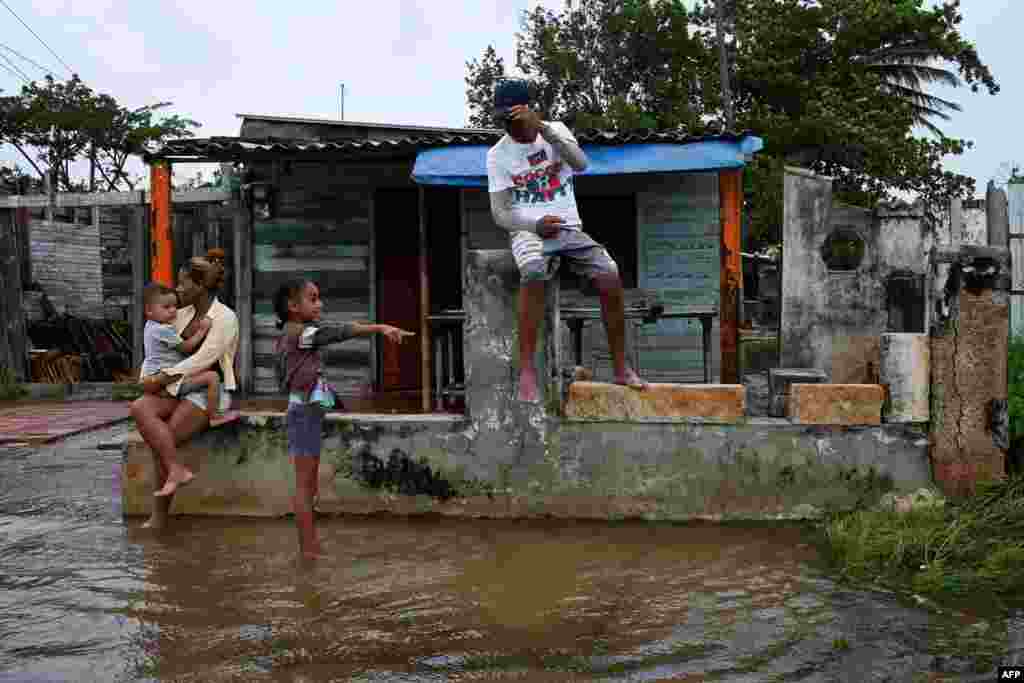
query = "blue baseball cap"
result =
(494, 79, 531, 121)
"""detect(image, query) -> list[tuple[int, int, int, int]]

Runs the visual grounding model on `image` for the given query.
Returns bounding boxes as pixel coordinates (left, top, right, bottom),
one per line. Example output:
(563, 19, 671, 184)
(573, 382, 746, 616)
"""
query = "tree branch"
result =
(95, 162, 117, 192)
(9, 142, 45, 180)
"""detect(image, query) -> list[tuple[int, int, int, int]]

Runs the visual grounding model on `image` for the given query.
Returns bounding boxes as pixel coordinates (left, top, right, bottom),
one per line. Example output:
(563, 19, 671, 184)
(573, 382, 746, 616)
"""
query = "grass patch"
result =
(816, 475, 1024, 611)
(424, 642, 722, 676)
(816, 333, 1024, 612)
(0, 365, 27, 401)
(1009, 333, 1024, 445)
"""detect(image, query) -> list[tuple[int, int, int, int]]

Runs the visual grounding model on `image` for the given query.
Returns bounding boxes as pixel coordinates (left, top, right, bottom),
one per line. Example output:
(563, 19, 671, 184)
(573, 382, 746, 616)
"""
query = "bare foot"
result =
(301, 544, 327, 561)
(517, 368, 540, 403)
(614, 368, 648, 390)
(141, 515, 165, 529)
(154, 469, 195, 498)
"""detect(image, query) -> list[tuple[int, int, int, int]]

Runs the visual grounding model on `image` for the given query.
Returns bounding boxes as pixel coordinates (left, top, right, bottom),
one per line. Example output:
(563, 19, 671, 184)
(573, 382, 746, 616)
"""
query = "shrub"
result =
(0, 365, 27, 401)
(1009, 333, 1024, 442)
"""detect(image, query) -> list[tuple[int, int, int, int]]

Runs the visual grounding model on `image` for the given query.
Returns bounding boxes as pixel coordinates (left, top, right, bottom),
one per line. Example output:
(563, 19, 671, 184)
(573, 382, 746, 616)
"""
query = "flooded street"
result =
(0, 424, 1020, 682)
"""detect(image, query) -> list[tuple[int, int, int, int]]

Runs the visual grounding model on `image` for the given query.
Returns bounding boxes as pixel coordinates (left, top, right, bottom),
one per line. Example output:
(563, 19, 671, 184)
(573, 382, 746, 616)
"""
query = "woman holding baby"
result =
(130, 255, 238, 529)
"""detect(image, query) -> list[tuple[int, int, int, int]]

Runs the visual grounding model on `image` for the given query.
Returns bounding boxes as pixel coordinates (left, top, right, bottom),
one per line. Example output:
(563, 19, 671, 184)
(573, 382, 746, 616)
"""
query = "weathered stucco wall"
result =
(122, 414, 931, 521)
(929, 246, 1010, 496)
(462, 249, 559, 481)
(780, 168, 933, 383)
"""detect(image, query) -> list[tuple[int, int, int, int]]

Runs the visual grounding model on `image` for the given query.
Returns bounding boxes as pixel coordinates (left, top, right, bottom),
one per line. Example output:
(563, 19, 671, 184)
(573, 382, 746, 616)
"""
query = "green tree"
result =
(466, 0, 711, 131)
(93, 102, 198, 191)
(0, 163, 39, 194)
(0, 76, 118, 191)
(690, 0, 999, 240)
(465, 46, 508, 129)
(0, 76, 199, 192)
(465, 0, 999, 247)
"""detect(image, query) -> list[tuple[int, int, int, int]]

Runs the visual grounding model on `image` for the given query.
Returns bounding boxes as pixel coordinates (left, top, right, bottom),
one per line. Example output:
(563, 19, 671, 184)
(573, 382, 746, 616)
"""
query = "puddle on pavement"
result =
(0, 427, 1018, 681)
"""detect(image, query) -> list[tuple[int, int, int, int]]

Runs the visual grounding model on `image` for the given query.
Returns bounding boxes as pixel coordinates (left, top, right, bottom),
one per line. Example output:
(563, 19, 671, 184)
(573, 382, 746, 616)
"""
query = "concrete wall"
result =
(462, 249, 559, 478)
(930, 245, 1011, 496)
(29, 217, 104, 319)
(951, 198, 988, 246)
(780, 168, 933, 383)
(122, 413, 931, 521)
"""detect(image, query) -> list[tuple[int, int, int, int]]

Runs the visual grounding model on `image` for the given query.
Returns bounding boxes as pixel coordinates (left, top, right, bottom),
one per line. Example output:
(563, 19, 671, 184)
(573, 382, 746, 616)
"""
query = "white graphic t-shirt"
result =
(486, 121, 583, 231)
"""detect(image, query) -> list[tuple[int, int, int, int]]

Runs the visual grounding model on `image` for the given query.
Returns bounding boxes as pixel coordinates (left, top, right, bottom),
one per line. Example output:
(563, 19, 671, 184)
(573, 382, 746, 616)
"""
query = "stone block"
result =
(768, 368, 827, 417)
(879, 333, 929, 423)
(787, 384, 884, 425)
(564, 381, 745, 422)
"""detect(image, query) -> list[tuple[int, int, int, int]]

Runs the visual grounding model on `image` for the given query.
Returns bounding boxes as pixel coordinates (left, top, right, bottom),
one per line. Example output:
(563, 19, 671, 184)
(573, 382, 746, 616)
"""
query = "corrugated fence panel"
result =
(1010, 183, 1024, 336)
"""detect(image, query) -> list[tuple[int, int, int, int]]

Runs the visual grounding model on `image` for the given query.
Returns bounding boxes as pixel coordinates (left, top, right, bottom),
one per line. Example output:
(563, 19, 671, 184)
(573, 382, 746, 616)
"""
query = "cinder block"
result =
(564, 381, 745, 422)
(788, 384, 884, 425)
(768, 368, 828, 417)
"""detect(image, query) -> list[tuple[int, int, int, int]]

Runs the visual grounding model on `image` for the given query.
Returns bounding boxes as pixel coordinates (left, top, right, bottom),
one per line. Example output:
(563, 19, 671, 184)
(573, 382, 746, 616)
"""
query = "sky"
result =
(0, 0, 1019, 194)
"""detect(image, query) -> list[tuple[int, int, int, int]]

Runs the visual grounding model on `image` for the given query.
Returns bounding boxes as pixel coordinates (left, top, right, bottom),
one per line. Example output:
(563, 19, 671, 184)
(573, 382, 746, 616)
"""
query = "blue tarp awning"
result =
(412, 135, 763, 187)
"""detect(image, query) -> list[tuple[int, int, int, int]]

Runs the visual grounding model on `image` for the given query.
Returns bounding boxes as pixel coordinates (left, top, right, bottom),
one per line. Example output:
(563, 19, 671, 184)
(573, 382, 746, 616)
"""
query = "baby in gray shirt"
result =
(141, 283, 223, 423)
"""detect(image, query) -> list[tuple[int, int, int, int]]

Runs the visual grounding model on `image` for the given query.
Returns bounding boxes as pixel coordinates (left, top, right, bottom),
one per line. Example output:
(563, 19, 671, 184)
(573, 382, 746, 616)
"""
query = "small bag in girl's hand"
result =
(309, 377, 337, 409)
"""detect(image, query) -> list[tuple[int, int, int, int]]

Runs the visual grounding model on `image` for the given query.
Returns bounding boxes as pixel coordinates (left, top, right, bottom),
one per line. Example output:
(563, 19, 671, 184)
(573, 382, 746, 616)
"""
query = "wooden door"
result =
(375, 190, 422, 392)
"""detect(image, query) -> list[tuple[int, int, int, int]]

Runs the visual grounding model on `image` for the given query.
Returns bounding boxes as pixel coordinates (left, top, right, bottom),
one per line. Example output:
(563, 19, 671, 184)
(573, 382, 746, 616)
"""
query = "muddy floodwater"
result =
(0, 423, 1021, 682)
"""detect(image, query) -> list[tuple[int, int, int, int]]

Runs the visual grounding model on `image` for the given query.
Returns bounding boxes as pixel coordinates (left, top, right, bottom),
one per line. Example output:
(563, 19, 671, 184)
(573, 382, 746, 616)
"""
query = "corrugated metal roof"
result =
(148, 129, 757, 162)
(236, 113, 499, 135)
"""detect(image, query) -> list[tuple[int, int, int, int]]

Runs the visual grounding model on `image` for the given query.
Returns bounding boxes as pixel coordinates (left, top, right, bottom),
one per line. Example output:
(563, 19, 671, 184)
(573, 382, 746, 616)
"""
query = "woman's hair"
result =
(273, 278, 311, 330)
(181, 256, 225, 292)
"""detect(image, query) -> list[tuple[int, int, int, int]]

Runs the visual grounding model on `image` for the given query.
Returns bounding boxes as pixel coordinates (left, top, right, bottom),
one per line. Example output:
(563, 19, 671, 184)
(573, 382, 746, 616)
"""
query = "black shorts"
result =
(286, 403, 324, 457)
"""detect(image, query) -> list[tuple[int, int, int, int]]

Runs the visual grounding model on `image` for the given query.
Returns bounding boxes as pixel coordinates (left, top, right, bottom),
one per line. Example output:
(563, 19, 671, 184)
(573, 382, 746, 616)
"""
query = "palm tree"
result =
(862, 42, 962, 136)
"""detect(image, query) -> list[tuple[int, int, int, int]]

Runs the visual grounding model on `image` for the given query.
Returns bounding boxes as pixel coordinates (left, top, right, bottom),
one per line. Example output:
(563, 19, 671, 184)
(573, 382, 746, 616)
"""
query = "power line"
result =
(0, 56, 28, 85)
(0, 42, 56, 76)
(0, 0, 75, 76)
(0, 51, 29, 83)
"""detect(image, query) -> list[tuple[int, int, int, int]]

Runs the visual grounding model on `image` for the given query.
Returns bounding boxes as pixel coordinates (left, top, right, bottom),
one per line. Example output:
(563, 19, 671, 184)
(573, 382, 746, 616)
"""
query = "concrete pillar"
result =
(987, 181, 1009, 248)
(879, 333, 929, 423)
(929, 245, 1011, 496)
(462, 250, 552, 481)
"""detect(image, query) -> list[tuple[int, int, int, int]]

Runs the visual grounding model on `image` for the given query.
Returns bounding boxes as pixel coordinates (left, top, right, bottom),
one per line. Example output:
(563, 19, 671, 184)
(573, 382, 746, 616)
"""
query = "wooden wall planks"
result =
(248, 160, 415, 395)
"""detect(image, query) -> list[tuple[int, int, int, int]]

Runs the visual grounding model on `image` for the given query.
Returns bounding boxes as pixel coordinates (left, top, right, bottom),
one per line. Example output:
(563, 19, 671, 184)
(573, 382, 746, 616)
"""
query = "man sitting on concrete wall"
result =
(487, 78, 647, 403)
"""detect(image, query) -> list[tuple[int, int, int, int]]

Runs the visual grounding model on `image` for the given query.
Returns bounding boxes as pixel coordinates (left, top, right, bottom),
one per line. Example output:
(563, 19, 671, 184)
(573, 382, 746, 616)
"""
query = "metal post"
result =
(233, 198, 254, 397)
(132, 193, 150, 372)
(720, 168, 743, 384)
(418, 186, 431, 412)
(150, 160, 174, 285)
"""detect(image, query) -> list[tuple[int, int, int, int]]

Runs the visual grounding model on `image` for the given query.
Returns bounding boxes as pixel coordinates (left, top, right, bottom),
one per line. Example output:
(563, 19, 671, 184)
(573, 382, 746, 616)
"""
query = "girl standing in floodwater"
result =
(274, 279, 414, 559)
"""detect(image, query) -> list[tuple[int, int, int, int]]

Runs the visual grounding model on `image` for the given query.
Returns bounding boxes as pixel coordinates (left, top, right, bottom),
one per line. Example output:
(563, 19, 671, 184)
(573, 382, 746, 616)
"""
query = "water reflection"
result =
(0, 430, 1017, 682)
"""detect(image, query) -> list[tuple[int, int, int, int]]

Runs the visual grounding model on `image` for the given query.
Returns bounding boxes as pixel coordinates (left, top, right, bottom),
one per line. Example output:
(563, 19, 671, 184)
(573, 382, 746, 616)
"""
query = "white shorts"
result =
(184, 389, 233, 413)
(511, 228, 618, 282)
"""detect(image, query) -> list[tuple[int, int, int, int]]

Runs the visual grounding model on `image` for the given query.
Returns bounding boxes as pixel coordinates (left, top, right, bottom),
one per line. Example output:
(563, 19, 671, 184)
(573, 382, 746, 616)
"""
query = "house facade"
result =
(147, 113, 764, 413)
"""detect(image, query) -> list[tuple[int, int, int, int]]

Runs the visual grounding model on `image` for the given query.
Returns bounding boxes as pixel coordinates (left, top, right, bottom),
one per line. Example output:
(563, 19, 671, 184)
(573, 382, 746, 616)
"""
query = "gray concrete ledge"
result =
(243, 411, 468, 425)
(121, 413, 934, 522)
